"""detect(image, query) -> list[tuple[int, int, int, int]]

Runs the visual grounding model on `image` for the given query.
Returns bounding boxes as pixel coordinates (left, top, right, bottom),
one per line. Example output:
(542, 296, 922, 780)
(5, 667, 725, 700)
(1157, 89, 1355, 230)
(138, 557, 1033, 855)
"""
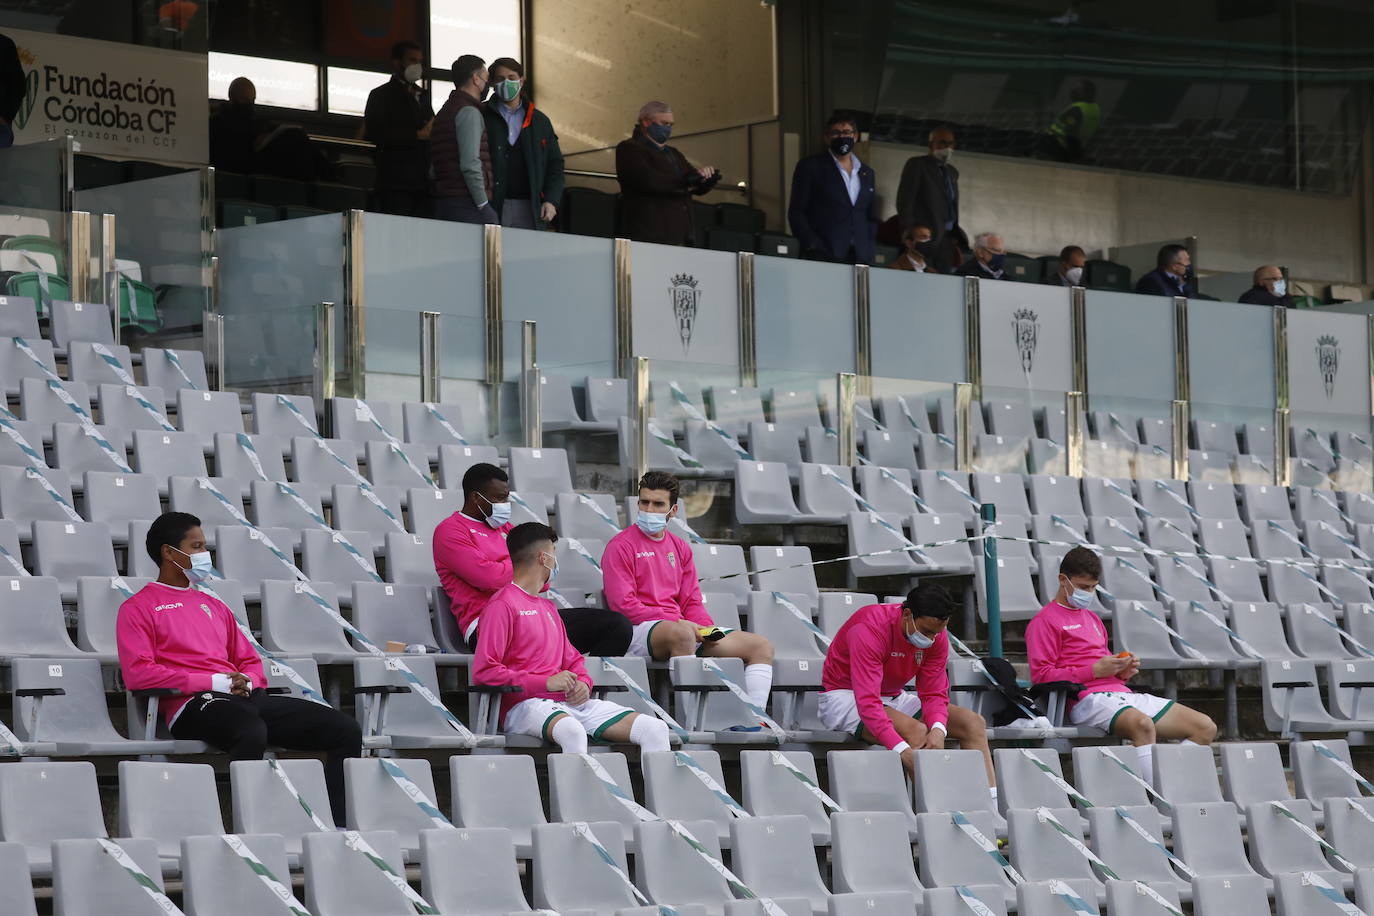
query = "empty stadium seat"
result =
(420, 826, 533, 915)
(342, 757, 441, 861)
(449, 753, 547, 856)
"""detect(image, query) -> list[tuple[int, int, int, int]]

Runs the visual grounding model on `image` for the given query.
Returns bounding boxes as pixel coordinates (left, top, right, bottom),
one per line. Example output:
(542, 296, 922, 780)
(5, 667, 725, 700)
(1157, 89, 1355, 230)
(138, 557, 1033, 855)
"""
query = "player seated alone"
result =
(472, 521, 671, 757)
(1026, 545, 1216, 784)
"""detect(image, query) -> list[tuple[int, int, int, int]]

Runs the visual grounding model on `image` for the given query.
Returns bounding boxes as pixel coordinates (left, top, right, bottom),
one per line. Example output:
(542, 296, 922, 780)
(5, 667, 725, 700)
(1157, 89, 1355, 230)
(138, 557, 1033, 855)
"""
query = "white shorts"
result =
(627, 619, 735, 659)
(503, 696, 636, 742)
(818, 689, 923, 739)
(1069, 691, 1174, 733)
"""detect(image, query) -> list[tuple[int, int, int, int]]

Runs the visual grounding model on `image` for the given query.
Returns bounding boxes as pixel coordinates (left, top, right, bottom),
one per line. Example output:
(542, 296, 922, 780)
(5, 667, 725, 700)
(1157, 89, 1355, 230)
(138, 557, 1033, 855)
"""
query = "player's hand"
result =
(698, 166, 716, 180)
(546, 671, 579, 694)
(899, 746, 915, 771)
(565, 679, 590, 707)
(540, 201, 557, 223)
(229, 672, 251, 697)
(417, 118, 433, 140)
(922, 728, 947, 750)
(1091, 654, 1132, 678)
(1120, 658, 1141, 681)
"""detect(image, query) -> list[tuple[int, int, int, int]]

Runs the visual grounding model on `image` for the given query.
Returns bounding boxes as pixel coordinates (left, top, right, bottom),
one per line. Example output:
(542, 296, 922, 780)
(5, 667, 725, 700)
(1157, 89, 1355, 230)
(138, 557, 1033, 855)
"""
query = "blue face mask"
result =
(542, 553, 559, 587)
(478, 492, 512, 529)
(637, 511, 669, 537)
(1271, 278, 1287, 298)
(172, 546, 214, 583)
(646, 121, 672, 144)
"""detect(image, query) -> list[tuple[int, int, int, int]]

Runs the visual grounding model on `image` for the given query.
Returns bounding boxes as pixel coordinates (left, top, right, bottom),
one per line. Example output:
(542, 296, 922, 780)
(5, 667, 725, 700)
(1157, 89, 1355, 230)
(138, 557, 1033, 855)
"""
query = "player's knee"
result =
(666, 623, 698, 657)
(897, 717, 928, 744)
(333, 713, 364, 755)
(629, 714, 670, 754)
(233, 718, 270, 758)
(952, 707, 986, 740)
(1196, 715, 1218, 745)
(548, 714, 588, 754)
(1119, 713, 1155, 744)
(748, 635, 774, 664)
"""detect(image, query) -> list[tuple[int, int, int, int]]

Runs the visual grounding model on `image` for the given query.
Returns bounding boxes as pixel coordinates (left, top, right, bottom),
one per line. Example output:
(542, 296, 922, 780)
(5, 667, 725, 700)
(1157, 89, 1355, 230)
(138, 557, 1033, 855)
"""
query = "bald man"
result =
(209, 77, 262, 173)
(1238, 265, 1293, 307)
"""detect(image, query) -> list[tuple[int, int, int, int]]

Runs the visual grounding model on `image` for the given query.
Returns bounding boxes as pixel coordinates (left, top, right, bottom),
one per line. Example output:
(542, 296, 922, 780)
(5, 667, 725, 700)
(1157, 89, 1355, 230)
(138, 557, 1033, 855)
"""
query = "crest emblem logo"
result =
(668, 274, 701, 354)
(1012, 308, 1039, 375)
(667, 551, 676, 568)
(1316, 335, 1340, 399)
(200, 603, 213, 619)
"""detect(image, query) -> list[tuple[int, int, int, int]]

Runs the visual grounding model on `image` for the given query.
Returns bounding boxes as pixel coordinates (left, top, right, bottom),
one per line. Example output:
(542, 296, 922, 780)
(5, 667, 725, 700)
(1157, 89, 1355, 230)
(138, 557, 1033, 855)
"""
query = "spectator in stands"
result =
(1026, 547, 1216, 786)
(891, 224, 938, 273)
(117, 512, 363, 820)
(896, 126, 966, 272)
(433, 462, 631, 655)
(209, 77, 332, 180)
(787, 112, 878, 265)
(1047, 245, 1086, 286)
(819, 584, 995, 788)
(1134, 243, 1195, 298)
(482, 57, 565, 230)
(953, 231, 1006, 279)
(432, 54, 498, 224)
(1034, 80, 1100, 164)
(0, 32, 23, 150)
(615, 100, 720, 245)
(602, 472, 775, 713)
(363, 40, 435, 218)
(473, 522, 671, 757)
(1239, 264, 1293, 307)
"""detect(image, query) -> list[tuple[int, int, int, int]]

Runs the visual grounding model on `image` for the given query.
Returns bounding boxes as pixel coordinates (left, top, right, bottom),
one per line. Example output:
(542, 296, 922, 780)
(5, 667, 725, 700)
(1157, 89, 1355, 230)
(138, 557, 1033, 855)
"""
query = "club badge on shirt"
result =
(200, 603, 213, 619)
(667, 551, 676, 568)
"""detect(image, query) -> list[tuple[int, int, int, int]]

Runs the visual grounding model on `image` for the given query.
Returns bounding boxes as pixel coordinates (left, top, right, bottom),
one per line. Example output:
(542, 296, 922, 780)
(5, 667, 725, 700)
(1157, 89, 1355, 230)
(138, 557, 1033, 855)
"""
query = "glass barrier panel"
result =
(0, 138, 71, 211)
(869, 269, 966, 383)
(1187, 299, 1275, 428)
(502, 228, 616, 379)
(753, 256, 855, 375)
(1084, 289, 1175, 413)
(0, 205, 73, 321)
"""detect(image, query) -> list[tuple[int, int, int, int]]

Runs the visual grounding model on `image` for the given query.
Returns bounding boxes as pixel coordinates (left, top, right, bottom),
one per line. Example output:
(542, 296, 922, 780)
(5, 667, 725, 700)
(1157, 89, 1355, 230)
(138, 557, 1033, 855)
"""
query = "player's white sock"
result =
(550, 716, 588, 755)
(989, 786, 999, 801)
(1135, 744, 1155, 785)
(744, 664, 774, 710)
(630, 715, 671, 755)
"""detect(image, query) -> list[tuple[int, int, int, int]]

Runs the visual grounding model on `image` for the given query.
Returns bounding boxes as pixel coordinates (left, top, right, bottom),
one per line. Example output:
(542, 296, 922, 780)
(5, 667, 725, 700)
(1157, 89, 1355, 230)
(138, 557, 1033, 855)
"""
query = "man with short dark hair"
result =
(602, 472, 774, 710)
(117, 512, 362, 821)
(615, 100, 720, 245)
(1027, 546, 1216, 785)
(1134, 243, 1194, 298)
(474, 522, 670, 756)
(896, 126, 966, 272)
(363, 39, 435, 217)
(432, 462, 630, 655)
(432, 54, 497, 224)
(819, 583, 993, 783)
(482, 57, 564, 230)
(1049, 245, 1086, 286)
(787, 112, 878, 265)
(1238, 264, 1293, 307)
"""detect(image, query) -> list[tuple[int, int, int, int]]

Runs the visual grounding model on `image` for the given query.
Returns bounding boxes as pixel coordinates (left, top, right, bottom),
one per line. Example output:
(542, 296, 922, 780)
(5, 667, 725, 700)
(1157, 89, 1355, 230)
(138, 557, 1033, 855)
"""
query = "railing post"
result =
(1066, 390, 1086, 478)
(521, 320, 541, 449)
(314, 301, 336, 403)
(633, 356, 650, 487)
(981, 502, 1002, 658)
(66, 210, 90, 307)
(1171, 399, 1190, 481)
(836, 372, 857, 466)
(1274, 407, 1291, 486)
(202, 310, 224, 391)
(419, 310, 441, 404)
(954, 381, 974, 472)
(484, 223, 503, 441)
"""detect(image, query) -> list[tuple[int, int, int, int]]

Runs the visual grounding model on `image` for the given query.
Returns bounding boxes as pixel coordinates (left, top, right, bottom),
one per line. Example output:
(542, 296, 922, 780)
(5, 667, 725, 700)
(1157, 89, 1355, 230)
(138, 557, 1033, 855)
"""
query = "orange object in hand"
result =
(1117, 651, 1132, 658)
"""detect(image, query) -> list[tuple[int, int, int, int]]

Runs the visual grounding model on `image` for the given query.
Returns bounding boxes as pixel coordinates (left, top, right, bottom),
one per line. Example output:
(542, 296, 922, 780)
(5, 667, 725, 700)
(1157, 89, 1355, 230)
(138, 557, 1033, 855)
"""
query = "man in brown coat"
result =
(615, 101, 720, 245)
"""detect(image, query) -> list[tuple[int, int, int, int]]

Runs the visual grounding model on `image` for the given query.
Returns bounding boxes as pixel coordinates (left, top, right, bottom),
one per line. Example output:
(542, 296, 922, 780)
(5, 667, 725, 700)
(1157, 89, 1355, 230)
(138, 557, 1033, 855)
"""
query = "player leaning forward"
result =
(819, 582, 995, 792)
(473, 521, 671, 755)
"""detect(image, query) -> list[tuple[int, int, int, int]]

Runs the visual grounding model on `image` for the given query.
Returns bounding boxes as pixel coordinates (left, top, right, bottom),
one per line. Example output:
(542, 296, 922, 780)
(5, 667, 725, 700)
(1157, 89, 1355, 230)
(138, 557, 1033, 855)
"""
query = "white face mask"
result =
(477, 491, 511, 528)
(403, 63, 423, 84)
(1064, 266, 1083, 286)
(907, 628, 935, 649)
(932, 147, 953, 163)
(1271, 277, 1287, 297)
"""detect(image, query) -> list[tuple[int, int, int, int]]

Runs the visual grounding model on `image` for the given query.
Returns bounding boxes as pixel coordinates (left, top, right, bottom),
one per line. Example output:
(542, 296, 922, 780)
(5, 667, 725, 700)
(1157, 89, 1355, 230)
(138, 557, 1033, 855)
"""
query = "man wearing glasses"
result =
(787, 112, 878, 265)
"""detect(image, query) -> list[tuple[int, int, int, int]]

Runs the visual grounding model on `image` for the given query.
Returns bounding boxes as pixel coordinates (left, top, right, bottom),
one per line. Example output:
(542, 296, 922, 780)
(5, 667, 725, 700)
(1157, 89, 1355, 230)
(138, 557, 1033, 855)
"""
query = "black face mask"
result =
(913, 240, 936, 259)
(829, 136, 855, 156)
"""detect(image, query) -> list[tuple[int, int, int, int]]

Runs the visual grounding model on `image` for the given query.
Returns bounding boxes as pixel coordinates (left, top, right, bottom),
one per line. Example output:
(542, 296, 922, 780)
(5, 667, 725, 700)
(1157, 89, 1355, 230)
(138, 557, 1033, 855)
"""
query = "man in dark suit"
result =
(1134, 243, 1194, 298)
(1045, 245, 1086, 286)
(0, 31, 24, 150)
(896, 126, 966, 272)
(1238, 265, 1294, 307)
(615, 100, 719, 245)
(363, 40, 435, 218)
(787, 113, 878, 265)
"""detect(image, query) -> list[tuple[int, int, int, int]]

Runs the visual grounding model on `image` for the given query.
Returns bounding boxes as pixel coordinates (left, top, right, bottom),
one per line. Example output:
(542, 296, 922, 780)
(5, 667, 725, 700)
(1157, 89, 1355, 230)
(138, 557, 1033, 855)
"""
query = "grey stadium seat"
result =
(176, 388, 245, 448)
(740, 749, 832, 845)
(830, 810, 922, 896)
(131, 429, 207, 489)
(1188, 480, 1239, 522)
(751, 545, 819, 604)
(910, 512, 977, 574)
(435, 443, 503, 490)
(1086, 805, 1189, 896)
(167, 476, 246, 537)
(291, 435, 365, 487)
(1082, 477, 1141, 530)
(691, 542, 750, 608)
(352, 655, 493, 749)
(548, 751, 641, 846)
(1323, 796, 1374, 870)
(508, 447, 573, 512)
(914, 470, 979, 527)
(1104, 878, 1184, 916)
(1153, 743, 1224, 806)
(364, 440, 435, 491)
(1027, 473, 1086, 517)
(329, 397, 403, 454)
(384, 531, 440, 587)
(50, 837, 165, 915)
(0, 575, 98, 660)
(750, 421, 804, 474)
(213, 432, 288, 495)
(229, 758, 335, 859)
(0, 336, 56, 397)
(1191, 874, 1270, 916)
(1016, 880, 1103, 916)
(916, 810, 1018, 909)
(735, 460, 803, 525)
(770, 387, 824, 435)
(0, 465, 78, 538)
(994, 747, 1084, 827)
(1291, 738, 1363, 802)
(260, 579, 357, 663)
(1006, 806, 1104, 901)
(67, 341, 134, 388)
(142, 347, 209, 401)
(0, 843, 35, 916)
(642, 750, 738, 847)
(846, 511, 920, 578)
(1245, 799, 1347, 887)
(531, 820, 640, 913)
(98, 384, 171, 445)
(1171, 801, 1263, 880)
(827, 750, 918, 838)
(1072, 747, 1154, 811)
(862, 430, 919, 477)
(118, 760, 225, 865)
(301, 527, 381, 587)
(731, 814, 832, 916)
(302, 829, 416, 916)
(343, 757, 442, 862)
(1239, 483, 1294, 527)
(923, 886, 1008, 916)
(32, 520, 118, 593)
(332, 483, 406, 544)
(350, 581, 453, 660)
(0, 760, 106, 875)
(214, 525, 296, 601)
(49, 300, 115, 350)
(450, 753, 547, 856)
(82, 471, 160, 541)
(912, 748, 1000, 824)
(709, 386, 767, 438)
(404, 401, 485, 459)
(554, 491, 622, 540)
(633, 818, 734, 914)
(1219, 741, 1317, 821)
(975, 555, 1042, 622)
(973, 471, 1032, 517)
(181, 833, 296, 916)
(1231, 602, 1299, 660)
(420, 827, 533, 916)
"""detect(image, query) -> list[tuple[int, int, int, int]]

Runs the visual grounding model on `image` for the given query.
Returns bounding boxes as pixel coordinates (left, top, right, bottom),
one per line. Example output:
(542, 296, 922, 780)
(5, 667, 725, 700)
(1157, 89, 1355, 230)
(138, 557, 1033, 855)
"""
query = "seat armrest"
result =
(132, 688, 181, 697)
(352, 685, 411, 696)
(15, 688, 65, 697)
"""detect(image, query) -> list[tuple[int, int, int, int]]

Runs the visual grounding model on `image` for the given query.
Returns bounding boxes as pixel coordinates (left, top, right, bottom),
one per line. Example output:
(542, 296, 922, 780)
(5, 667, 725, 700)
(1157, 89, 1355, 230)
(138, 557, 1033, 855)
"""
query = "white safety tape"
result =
(379, 758, 453, 830)
(700, 658, 788, 740)
(267, 758, 332, 831)
(341, 830, 439, 915)
(769, 750, 842, 811)
(422, 403, 470, 446)
(669, 382, 750, 459)
(769, 591, 832, 647)
(673, 750, 750, 818)
(220, 834, 312, 916)
(950, 810, 1024, 886)
(96, 838, 185, 914)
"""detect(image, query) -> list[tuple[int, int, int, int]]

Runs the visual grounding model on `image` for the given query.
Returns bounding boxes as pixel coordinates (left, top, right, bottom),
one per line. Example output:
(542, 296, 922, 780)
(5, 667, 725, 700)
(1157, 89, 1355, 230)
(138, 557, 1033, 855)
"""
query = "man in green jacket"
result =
(482, 57, 565, 230)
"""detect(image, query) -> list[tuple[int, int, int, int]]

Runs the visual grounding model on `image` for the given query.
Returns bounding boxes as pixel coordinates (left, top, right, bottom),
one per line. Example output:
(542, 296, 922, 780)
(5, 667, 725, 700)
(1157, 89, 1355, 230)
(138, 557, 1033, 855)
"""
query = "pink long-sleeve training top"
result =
(472, 582, 593, 723)
(116, 581, 264, 723)
(601, 526, 713, 626)
(821, 602, 950, 751)
(432, 511, 515, 637)
(1025, 599, 1128, 706)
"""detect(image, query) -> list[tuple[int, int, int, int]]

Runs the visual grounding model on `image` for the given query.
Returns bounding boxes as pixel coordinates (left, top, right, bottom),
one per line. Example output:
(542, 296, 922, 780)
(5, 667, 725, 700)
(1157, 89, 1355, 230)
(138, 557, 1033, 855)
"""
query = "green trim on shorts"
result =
(1151, 699, 1175, 722)
(539, 711, 566, 742)
(1106, 697, 1174, 734)
(590, 709, 634, 742)
(693, 626, 737, 656)
(646, 620, 665, 659)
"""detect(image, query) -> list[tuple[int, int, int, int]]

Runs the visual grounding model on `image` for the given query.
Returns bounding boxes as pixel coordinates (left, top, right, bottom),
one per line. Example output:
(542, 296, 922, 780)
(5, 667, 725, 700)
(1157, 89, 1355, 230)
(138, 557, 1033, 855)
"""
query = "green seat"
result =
(1085, 258, 1132, 292)
(872, 244, 901, 267)
(1, 235, 65, 275)
(115, 275, 160, 334)
(1290, 295, 1321, 309)
(4, 272, 70, 317)
(1003, 253, 1038, 282)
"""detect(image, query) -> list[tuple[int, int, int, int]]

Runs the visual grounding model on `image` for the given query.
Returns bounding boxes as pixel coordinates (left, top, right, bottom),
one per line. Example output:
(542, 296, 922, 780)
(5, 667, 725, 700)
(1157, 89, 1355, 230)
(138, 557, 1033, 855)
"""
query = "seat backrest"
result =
(1291, 738, 1359, 801)
(177, 388, 244, 438)
(328, 397, 402, 444)
(343, 757, 439, 857)
(735, 460, 802, 521)
(290, 435, 363, 486)
(420, 826, 530, 915)
(0, 336, 56, 397)
(1245, 798, 1336, 879)
(994, 747, 1075, 817)
(1191, 874, 1270, 915)
(260, 579, 353, 656)
(0, 842, 36, 916)
(118, 760, 224, 860)
(168, 475, 247, 533)
(303, 829, 414, 916)
(32, 519, 119, 581)
(403, 401, 481, 449)
(552, 535, 606, 599)
(769, 387, 823, 433)
(214, 525, 296, 593)
(708, 385, 766, 437)
(51, 837, 164, 915)
(1218, 742, 1294, 809)
(1261, 658, 1333, 732)
(301, 526, 380, 586)
(730, 814, 831, 907)
(350, 581, 434, 650)
(748, 591, 825, 661)
(98, 383, 170, 435)
(229, 759, 335, 857)
(916, 810, 1014, 900)
(553, 491, 622, 540)
(1171, 801, 1256, 877)
(332, 483, 406, 539)
(83, 471, 161, 530)
(0, 760, 105, 869)
(642, 750, 736, 846)
(213, 432, 288, 485)
(1085, 805, 1177, 885)
(634, 818, 732, 909)
(749, 545, 818, 601)
(67, 341, 133, 387)
(1323, 796, 1374, 870)
(508, 447, 572, 508)
(828, 750, 917, 831)
(1188, 480, 1239, 520)
(450, 753, 547, 850)
(50, 300, 114, 349)
(911, 747, 998, 817)
(132, 428, 207, 479)
(1006, 806, 1099, 886)
(0, 575, 81, 656)
(547, 751, 640, 836)
(0, 464, 77, 526)
(739, 750, 830, 843)
(1070, 746, 1151, 809)
(1153, 743, 1223, 804)
(1231, 602, 1297, 659)
(1026, 474, 1086, 516)
(352, 655, 460, 741)
(923, 885, 1009, 916)
(830, 810, 919, 894)
(690, 542, 750, 607)
(181, 833, 295, 916)
(531, 820, 638, 912)
(749, 421, 804, 469)
(1016, 879, 1102, 916)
